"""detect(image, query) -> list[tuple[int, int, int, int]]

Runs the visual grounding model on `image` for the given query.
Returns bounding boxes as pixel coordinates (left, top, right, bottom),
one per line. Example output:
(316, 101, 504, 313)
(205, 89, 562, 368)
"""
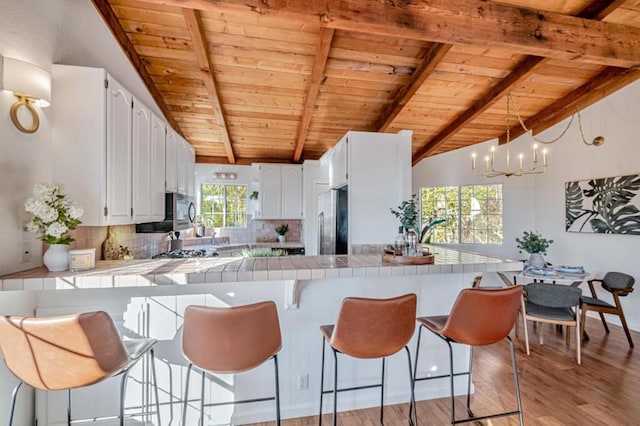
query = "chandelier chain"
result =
(506, 93, 574, 145)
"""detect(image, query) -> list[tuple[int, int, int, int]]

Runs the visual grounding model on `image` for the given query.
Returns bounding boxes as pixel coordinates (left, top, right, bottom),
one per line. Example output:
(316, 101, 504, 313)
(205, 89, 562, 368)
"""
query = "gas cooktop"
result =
(152, 249, 217, 259)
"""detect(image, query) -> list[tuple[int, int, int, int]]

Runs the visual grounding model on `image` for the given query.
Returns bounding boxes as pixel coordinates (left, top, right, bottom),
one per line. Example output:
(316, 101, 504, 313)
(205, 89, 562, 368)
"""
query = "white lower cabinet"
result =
(257, 164, 303, 219)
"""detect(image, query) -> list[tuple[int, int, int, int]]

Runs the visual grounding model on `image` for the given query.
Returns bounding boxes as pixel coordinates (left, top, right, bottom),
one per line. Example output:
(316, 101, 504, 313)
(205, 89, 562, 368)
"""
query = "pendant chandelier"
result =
(471, 93, 604, 178)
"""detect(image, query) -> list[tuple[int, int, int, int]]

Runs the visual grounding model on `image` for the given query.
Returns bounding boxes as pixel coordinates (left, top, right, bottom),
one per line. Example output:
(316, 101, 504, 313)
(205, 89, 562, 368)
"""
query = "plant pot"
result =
(277, 235, 286, 243)
(528, 253, 546, 268)
(43, 244, 70, 272)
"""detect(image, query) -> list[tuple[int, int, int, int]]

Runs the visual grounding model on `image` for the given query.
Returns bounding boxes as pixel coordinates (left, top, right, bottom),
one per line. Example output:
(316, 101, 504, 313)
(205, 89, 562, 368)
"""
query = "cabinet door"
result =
(259, 164, 281, 218)
(150, 113, 166, 221)
(330, 137, 348, 189)
(165, 128, 178, 192)
(132, 98, 152, 223)
(105, 76, 133, 224)
(281, 165, 302, 218)
(187, 145, 195, 199)
(177, 137, 189, 195)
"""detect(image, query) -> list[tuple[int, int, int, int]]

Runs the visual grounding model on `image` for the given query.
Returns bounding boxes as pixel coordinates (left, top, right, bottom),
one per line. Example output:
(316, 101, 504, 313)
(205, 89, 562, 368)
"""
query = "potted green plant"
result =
(516, 231, 553, 268)
(390, 196, 420, 255)
(275, 223, 288, 243)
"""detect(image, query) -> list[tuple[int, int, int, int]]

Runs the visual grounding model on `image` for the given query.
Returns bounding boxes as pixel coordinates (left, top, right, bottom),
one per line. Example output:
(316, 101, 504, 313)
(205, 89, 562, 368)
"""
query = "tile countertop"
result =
(0, 247, 522, 292)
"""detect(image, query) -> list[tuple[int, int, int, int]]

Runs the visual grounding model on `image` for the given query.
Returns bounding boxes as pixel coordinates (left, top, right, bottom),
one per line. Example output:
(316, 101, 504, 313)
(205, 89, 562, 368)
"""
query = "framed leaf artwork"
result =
(565, 174, 640, 234)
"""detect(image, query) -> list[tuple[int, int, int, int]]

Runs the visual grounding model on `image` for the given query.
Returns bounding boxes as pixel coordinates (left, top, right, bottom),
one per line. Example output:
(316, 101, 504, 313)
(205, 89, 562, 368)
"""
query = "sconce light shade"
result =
(0, 56, 51, 133)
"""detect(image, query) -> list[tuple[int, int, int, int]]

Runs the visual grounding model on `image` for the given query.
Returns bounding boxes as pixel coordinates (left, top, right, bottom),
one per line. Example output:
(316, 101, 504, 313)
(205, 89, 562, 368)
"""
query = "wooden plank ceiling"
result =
(92, 0, 640, 165)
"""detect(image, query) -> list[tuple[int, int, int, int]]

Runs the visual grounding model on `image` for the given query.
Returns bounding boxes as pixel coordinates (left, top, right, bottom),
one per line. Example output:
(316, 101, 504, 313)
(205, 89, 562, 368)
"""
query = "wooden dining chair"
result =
(580, 272, 635, 348)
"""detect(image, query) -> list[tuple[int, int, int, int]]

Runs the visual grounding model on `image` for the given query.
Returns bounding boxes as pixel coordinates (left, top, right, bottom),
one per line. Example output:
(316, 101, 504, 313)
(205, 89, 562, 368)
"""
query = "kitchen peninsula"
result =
(0, 248, 521, 425)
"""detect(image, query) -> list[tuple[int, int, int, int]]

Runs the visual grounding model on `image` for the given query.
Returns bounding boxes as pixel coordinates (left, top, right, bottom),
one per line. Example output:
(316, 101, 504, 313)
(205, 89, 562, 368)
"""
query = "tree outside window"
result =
(201, 184, 247, 228)
(421, 184, 502, 244)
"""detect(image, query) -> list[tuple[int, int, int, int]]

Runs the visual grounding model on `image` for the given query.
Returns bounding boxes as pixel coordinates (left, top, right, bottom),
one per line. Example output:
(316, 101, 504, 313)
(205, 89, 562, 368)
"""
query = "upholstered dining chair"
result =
(0, 311, 161, 426)
(414, 286, 524, 425)
(580, 271, 635, 347)
(318, 293, 417, 426)
(181, 302, 282, 425)
(524, 283, 582, 364)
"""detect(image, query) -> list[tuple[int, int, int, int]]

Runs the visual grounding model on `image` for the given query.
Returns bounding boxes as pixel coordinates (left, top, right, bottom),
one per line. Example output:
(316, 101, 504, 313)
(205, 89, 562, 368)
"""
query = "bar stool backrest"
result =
(0, 311, 130, 390)
(440, 287, 523, 346)
(183, 301, 282, 373)
(330, 293, 417, 359)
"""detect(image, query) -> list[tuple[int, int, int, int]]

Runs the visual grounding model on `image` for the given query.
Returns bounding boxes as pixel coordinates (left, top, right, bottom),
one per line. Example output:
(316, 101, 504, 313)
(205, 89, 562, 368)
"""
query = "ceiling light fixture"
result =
(472, 93, 604, 178)
(0, 56, 51, 134)
(214, 172, 237, 180)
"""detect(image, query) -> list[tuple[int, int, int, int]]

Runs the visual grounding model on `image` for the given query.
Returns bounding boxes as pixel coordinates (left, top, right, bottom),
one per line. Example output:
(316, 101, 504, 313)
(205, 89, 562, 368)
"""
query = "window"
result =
(201, 184, 247, 228)
(421, 184, 503, 244)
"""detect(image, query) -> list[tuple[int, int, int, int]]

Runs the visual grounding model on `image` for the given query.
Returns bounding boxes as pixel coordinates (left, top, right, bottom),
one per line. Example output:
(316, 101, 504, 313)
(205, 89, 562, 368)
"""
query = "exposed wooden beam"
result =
(411, 55, 547, 165)
(133, 0, 640, 68)
(182, 8, 236, 164)
(90, 0, 183, 136)
(376, 43, 452, 132)
(499, 67, 640, 144)
(293, 27, 334, 162)
(196, 155, 296, 165)
(411, 0, 627, 165)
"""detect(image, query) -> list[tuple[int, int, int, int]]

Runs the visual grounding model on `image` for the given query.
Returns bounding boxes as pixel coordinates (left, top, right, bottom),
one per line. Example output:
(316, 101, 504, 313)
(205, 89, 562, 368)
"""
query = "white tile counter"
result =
(0, 247, 522, 291)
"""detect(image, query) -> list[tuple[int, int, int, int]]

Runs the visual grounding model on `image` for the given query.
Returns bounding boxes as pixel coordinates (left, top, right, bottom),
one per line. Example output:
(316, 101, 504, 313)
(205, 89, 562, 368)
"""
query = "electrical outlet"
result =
(297, 373, 309, 391)
(21, 241, 31, 263)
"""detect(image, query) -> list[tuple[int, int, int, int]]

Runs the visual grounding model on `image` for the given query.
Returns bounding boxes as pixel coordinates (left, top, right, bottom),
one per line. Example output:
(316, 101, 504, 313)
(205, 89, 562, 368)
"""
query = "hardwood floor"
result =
(250, 318, 640, 425)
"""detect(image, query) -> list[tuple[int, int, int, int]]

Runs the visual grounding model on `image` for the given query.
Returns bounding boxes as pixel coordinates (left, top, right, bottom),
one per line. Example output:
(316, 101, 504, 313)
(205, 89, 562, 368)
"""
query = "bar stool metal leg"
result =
(380, 357, 385, 425)
(8, 381, 22, 426)
(508, 336, 524, 425)
(183, 363, 193, 425)
(466, 347, 474, 418)
(274, 354, 282, 425)
(200, 370, 206, 426)
(332, 348, 339, 426)
(404, 346, 416, 426)
(319, 337, 326, 426)
(68, 389, 72, 425)
(119, 370, 131, 426)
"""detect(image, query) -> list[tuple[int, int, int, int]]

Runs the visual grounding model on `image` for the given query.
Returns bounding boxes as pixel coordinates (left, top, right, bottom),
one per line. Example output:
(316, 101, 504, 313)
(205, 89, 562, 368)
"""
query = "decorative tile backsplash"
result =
(67, 218, 303, 260)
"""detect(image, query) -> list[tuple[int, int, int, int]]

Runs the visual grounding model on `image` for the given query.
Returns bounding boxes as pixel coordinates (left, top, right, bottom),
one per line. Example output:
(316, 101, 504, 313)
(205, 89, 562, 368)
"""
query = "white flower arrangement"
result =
(25, 183, 83, 245)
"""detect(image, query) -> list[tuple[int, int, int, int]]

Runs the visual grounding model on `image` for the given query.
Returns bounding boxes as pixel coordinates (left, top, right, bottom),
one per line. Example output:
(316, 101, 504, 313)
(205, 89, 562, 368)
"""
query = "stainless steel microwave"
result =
(135, 193, 195, 233)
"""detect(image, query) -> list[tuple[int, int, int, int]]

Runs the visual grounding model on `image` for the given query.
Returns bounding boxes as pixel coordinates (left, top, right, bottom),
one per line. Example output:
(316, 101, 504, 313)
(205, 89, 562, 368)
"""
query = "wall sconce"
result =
(0, 56, 51, 134)
(214, 172, 237, 180)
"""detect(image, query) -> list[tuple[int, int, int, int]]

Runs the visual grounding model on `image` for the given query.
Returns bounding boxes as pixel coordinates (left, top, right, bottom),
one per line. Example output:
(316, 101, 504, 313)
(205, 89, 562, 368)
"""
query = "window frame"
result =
(420, 183, 503, 245)
(200, 183, 248, 228)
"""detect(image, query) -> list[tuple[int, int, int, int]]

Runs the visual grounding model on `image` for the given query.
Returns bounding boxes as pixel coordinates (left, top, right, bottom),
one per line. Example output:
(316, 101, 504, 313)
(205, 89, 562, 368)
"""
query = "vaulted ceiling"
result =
(91, 0, 640, 165)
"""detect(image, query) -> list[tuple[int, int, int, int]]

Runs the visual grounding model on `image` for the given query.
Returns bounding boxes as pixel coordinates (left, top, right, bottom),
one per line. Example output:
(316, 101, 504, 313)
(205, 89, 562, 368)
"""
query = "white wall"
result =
(413, 80, 640, 331)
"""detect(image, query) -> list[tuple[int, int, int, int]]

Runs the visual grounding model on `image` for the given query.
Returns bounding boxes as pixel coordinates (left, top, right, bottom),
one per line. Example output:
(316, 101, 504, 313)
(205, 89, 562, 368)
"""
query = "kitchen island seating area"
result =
(0, 311, 161, 426)
(414, 286, 525, 425)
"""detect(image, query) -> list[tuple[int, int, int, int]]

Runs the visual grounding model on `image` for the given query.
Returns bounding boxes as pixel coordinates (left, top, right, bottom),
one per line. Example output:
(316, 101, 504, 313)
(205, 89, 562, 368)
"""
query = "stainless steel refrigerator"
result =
(318, 187, 348, 255)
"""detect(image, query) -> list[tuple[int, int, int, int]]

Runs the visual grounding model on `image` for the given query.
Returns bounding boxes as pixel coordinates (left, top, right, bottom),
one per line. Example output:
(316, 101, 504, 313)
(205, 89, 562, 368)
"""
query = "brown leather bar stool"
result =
(0, 311, 161, 426)
(182, 302, 282, 425)
(318, 293, 417, 426)
(414, 286, 524, 425)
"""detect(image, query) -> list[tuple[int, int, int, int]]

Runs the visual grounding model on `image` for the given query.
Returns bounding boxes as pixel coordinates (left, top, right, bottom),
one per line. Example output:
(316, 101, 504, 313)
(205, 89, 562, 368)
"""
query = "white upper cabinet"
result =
(53, 66, 133, 226)
(177, 136, 195, 196)
(258, 164, 302, 219)
(150, 113, 166, 221)
(165, 128, 178, 193)
(52, 65, 168, 226)
(132, 97, 152, 223)
(330, 135, 348, 189)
